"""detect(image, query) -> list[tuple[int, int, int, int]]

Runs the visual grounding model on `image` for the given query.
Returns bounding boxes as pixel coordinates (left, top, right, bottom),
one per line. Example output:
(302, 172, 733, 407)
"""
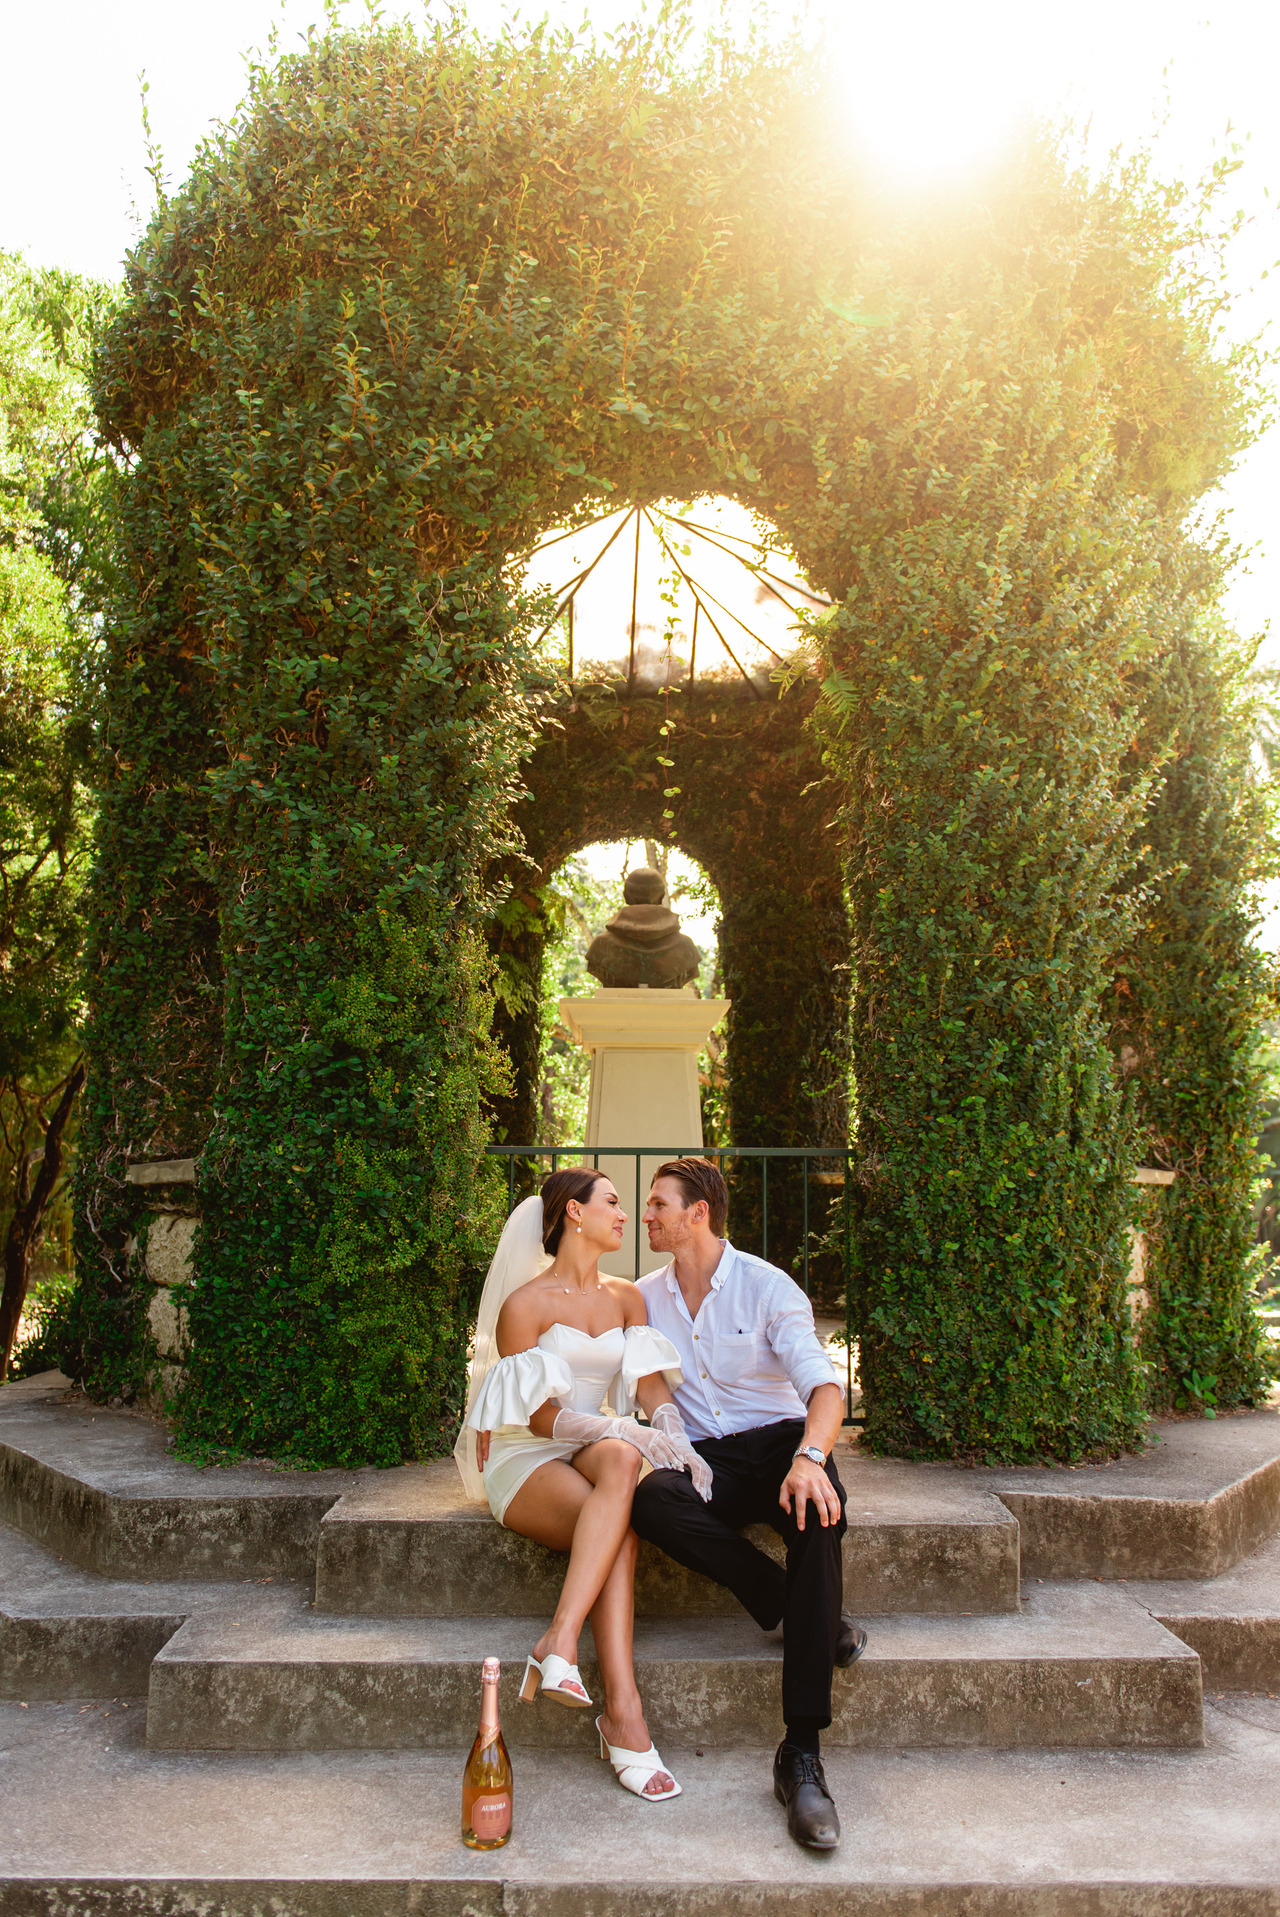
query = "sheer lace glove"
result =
(551, 1407, 685, 1472)
(651, 1401, 714, 1501)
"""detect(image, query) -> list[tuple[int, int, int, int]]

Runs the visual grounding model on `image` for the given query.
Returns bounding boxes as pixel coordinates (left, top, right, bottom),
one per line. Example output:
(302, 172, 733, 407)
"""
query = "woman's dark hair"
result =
(540, 1166, 606, 1254)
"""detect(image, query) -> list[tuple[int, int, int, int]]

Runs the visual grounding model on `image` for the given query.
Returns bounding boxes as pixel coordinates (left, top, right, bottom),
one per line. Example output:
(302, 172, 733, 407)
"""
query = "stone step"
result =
(145, 1583, 1202, 1755)
(977, 1408, 1280, 1579)
(1123, 1527, 1280, 1691)
(10, 1377, 1279, 1608)
(313, 1446, 1021, 1618)
(0, 1374, 358, 1580)
(0, 1517, 304, 1701)
(16, 1701, 1276, 1917)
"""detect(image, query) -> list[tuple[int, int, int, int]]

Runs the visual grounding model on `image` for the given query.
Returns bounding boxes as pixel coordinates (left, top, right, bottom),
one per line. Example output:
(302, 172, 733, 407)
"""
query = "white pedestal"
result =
(559, 988, 730, 1278)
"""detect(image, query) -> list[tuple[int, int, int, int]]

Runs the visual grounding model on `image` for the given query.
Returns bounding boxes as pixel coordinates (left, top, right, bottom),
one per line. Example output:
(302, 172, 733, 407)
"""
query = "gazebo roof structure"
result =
(520, 497, 829, 697)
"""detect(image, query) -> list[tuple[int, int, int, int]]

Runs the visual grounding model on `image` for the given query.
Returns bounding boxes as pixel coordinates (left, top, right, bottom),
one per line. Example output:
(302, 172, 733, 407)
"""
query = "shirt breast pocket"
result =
(711, 1327, 769, 1385)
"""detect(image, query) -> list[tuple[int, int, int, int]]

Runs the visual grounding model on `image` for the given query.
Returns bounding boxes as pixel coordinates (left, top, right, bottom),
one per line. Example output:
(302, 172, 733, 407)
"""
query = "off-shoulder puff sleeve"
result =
(610, 1325, 684, 1414)
(466, 1349, 575, 1431)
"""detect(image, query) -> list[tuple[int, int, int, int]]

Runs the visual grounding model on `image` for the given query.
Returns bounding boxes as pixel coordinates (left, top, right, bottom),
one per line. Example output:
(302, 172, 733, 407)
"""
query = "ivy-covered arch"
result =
(489, 681, 849, 1157)
(486, 677, 851, 1289)
(68, 18, 1274, 1465)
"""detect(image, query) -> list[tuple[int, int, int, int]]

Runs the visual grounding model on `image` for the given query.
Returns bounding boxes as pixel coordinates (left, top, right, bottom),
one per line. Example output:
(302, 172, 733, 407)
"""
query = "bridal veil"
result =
(453, 1194, 549, 1500)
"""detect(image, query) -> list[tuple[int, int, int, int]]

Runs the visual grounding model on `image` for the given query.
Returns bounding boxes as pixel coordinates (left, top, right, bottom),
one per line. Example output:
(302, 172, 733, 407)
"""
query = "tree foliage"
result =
(0, 256, 112, 1376)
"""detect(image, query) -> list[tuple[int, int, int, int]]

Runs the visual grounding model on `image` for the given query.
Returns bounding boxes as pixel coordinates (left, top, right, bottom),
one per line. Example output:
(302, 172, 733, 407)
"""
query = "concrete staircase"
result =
(138, 1583, 1200, 1754)
(3, 1368, 1280, 1913)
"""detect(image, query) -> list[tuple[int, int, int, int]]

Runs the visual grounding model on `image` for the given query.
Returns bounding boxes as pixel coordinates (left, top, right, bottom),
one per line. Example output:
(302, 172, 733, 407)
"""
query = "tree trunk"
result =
(0, 1062, 86, 1379)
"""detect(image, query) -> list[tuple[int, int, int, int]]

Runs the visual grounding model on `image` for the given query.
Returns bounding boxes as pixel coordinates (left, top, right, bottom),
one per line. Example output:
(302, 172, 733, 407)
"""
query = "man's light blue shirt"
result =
(636, 1239, 840, 1442)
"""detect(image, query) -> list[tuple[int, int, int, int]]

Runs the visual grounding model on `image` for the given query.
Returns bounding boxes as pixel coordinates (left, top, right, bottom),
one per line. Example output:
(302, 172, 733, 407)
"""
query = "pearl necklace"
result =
(550, 1267, 602, 1295)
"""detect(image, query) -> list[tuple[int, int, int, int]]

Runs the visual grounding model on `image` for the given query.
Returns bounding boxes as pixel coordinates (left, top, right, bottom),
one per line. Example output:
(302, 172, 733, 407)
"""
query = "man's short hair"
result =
(651, 1157, 728, 1237)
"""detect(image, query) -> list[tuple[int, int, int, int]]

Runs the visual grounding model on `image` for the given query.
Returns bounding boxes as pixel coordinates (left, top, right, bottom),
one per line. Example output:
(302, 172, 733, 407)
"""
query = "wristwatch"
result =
(793, 1445, 827, 1466)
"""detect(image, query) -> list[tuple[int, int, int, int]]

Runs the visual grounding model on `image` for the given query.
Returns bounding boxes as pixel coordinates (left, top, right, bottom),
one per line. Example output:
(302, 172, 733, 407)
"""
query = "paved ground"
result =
(2, 1694, 1279, 1908)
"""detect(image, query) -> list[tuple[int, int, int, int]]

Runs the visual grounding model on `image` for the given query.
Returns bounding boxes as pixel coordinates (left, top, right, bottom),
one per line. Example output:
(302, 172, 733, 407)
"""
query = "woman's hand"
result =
(475, 1430, 491, 1471)
(552, 1407, 685, 1470)
(650, 1401, 714, 1501)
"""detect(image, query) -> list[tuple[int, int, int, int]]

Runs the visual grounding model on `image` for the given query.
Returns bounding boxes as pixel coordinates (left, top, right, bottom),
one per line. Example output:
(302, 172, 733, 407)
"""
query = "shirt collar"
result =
(662, 1239, 734, 1292)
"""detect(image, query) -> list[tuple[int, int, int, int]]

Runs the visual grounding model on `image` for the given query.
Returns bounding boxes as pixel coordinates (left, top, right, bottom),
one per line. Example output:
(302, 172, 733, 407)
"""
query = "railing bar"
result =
(762, 1155, 768, 1265)
(844, 1148, 853, 1423)
(484, 1145, 866, 1158)
(508, 1154, 515, 1213)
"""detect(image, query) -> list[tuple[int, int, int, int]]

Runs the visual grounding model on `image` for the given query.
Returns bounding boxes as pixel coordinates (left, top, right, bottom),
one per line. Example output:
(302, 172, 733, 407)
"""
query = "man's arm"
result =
(635, 1372, 678, 1421)
(779, 1382, 845, 1530)
(761, 1277, 846, 1529)
(767, 1279, 842, 1408)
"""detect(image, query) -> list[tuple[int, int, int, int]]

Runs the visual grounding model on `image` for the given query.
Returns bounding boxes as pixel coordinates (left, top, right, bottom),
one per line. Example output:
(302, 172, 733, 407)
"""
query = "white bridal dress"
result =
(453, 1197, 683, 1524)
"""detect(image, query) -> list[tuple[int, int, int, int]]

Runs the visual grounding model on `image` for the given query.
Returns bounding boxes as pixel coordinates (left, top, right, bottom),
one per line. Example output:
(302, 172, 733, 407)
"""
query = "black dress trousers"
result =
(630, 1416, 847, 1727)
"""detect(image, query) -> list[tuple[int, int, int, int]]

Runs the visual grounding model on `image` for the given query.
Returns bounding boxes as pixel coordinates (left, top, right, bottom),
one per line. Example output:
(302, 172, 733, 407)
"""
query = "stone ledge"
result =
(0, 1518, 304, 1701)
(4, 1881, 1277, 1917)
(314, 1447, 1021, 1620)
(0, 1387, 361, 1580)
(124, 1159, 196, 1187)
(980, 1409, 1280, 1579)
(9, 1700, 1277, 1917)
(1126, 1528, 1280, 1690)
(144, 1583, 1202, 1754)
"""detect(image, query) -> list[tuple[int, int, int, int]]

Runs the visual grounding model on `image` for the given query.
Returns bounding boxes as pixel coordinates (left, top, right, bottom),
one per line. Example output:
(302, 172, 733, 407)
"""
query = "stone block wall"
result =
(125, 1160, 198, 1407)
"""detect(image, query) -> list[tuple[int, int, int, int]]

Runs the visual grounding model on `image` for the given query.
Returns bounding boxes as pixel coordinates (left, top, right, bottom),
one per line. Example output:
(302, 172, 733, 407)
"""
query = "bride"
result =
(455, 1166, 712, 1801)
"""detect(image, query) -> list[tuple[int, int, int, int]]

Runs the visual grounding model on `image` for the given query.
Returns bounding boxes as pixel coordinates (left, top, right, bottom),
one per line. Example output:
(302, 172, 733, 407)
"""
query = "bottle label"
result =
(471, 1793, 511, 1838)
(475, 1723, 500, 1754)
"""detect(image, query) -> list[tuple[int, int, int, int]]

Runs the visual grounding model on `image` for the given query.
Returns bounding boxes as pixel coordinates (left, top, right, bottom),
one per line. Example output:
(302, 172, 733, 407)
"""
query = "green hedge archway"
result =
(486, 679, 851, 1291)
(69, 18, 1272, 1464)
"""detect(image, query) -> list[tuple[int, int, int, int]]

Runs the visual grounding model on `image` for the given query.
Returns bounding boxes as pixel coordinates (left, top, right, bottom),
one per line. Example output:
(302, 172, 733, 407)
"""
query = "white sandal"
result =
(519, 1651, 593, 1708)
(597, 1715, 682, 1800)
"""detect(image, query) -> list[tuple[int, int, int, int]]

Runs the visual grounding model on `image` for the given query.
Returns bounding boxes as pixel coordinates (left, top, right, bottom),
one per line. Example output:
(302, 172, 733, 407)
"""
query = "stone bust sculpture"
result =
(586, 868, 702, 990)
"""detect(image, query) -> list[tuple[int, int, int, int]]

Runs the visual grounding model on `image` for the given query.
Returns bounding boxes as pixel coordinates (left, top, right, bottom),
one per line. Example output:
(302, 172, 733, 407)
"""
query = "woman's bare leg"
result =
(502, 1439, 641, 1664)
(587, 1530, 674, 1794)
(504, 1452, 673, 1798)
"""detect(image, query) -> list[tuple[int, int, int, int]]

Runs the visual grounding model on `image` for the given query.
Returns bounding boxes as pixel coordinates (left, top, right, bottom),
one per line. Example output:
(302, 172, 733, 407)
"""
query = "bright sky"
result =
(4, 0, 1274, 625)
(4, 0, 1278, 912)
(4, 0, 1274, 629)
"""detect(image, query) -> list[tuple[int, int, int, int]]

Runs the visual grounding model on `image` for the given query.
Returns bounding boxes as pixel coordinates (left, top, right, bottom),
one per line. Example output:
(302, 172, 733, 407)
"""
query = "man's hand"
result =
(779, 1454, 842, 1531)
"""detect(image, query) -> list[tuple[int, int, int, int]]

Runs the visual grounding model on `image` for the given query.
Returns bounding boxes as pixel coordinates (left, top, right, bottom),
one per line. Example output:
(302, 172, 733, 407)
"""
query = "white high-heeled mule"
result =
(519, 1651, 593, 1708)
(596, 1715, 682, 1801)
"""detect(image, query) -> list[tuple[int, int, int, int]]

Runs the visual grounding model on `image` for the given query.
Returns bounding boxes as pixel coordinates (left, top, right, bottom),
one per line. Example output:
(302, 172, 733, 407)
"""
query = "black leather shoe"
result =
(773, 1741, 841, 1850)
(836, 1612, 868, 1667)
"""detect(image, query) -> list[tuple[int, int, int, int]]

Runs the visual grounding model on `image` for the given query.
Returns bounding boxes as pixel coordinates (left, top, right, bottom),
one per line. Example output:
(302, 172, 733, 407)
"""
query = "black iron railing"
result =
(485, 1144, 858, 1420)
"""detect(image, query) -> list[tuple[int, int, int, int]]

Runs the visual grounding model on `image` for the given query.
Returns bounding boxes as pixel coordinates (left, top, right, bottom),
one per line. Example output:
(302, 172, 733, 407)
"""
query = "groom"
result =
(632, 1157, 866, 1851)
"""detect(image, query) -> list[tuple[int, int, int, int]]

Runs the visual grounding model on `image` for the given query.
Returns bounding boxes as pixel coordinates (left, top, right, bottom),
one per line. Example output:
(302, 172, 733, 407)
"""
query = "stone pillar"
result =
(124, 1158, 198, 1404)
(1129, 1167, 1176, 1324)
(559, 989, 730, 1277)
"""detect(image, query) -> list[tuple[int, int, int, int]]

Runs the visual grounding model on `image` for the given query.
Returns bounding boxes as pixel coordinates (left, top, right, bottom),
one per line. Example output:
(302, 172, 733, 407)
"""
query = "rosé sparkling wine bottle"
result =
(462, 1657, 513, 1849)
